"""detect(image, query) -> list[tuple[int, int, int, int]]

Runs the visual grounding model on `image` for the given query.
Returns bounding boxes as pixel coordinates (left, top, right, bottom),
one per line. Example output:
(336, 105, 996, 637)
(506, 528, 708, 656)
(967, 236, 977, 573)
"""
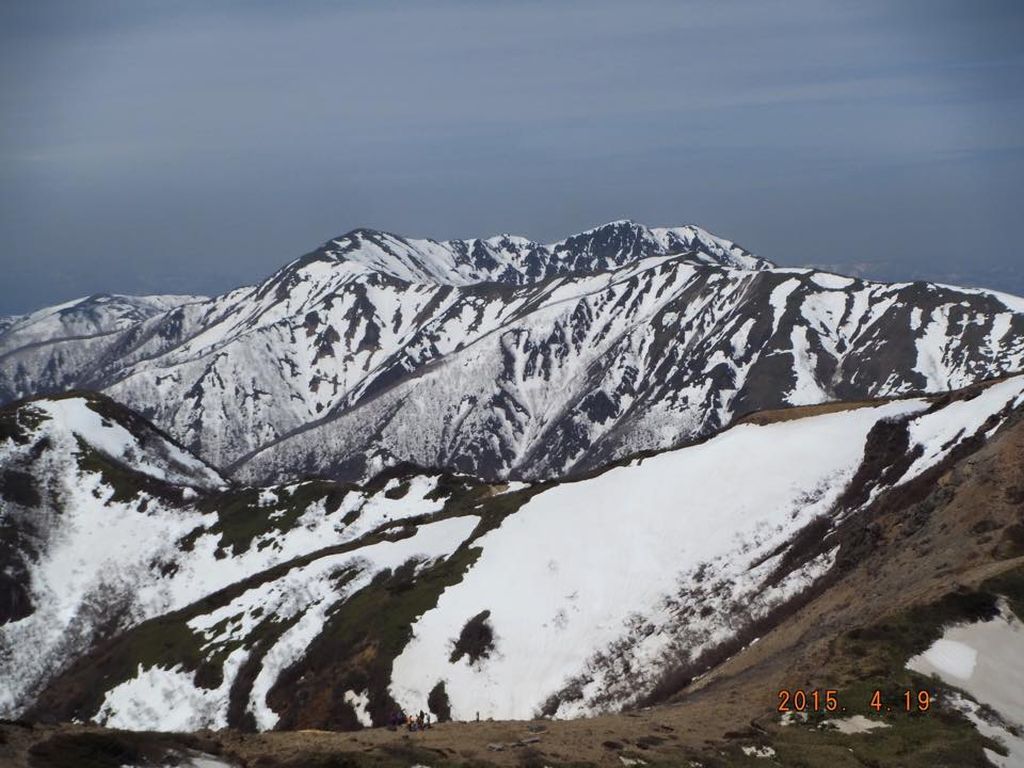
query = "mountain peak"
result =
(580, 218, 642, 232)
(306, 220, 770, 287)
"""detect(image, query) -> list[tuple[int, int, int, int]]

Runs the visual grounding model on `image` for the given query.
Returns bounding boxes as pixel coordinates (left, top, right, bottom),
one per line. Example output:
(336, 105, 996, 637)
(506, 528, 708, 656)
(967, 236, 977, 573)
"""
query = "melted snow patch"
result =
(810, 272, 854, 290)
(742, 744, 776, 758)
(906, 602, 1024, 748)
(944, 692, 1024, 768)
(344, 689, 373, 727)
(96, 648, 248, 731)
(822, 715, 891, 734)
(910, 638, 977, 680)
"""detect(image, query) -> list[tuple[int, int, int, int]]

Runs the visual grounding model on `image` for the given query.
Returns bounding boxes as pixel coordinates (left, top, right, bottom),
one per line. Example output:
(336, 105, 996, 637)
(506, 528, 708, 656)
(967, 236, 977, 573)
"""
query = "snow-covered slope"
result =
(6, 376, 1023, 730)
(0, 293, 204, 356)
(238, 262, 1024, 484)
(0, 293, 205, 402)
(387, 377, 1024, 719)
(0, 392, 483, 717)
(1, 222, 1021, 484)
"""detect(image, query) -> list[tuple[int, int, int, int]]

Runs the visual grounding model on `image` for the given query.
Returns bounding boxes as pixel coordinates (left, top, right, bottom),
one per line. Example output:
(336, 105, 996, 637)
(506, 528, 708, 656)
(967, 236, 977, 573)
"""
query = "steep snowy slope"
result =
(1, 222, 1021, 484)
(387, 376, 1024, 719)
(239, 264, 1024, 483)
(0, 293, 205, 356)
(7, 376, 1023, 731)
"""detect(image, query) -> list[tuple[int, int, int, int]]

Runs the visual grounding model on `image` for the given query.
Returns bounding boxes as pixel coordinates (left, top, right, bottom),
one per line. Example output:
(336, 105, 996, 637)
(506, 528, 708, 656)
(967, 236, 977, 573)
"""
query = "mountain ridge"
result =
(304, 219, 770, 287)
(1, 221, 1021, 485)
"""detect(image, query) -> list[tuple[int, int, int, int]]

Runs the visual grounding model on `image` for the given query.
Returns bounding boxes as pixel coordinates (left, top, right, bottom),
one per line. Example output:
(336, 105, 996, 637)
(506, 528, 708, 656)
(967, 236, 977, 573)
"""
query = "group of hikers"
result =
(388, 709, 432, 732)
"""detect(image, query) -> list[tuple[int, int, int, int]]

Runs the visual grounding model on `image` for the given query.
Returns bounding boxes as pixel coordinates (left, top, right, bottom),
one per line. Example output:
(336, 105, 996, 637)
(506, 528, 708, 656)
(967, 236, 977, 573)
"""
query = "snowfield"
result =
(389, 378, 1024, 720)
(4, 217, 1024, 763)
(907, 604, 1024, 768)
(390, 401, 921, 719)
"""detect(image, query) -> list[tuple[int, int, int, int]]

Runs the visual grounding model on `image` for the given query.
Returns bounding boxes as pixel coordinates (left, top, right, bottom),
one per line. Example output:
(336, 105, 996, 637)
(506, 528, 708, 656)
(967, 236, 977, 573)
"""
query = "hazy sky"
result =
(2, 1, 1022, 315)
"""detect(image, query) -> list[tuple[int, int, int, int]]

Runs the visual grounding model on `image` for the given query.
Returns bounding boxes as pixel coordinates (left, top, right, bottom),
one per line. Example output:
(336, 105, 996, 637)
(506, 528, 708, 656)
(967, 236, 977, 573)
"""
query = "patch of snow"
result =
(96, 648, 248, 731)
(810, 272, 854, 290)
(822, 715, 891, 734)
(913, 307, 952, 390)
(494, 481, 530, 495)
(788, 326, 828, 405)
(127, 751, 236, 768)
(231, 516, 478, 730)
(944, 692, 1024, 768)
(902, 377, 1024, 483)
(933, 283, 1024, 314)
(344, 689, 373, 727)
(910, 639, 977, 680)
(907, 602, 1024, 734)
(0, 432, 210, 715)
(779, 710, 808, 726)
(36, 398, 223, 489)
(0, 399, 461, 721)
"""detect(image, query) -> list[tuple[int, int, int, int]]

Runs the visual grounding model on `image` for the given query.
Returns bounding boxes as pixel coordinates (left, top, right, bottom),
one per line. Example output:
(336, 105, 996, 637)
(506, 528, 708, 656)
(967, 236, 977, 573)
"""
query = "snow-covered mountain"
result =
(4, 377, 1023, 730)
(0, 293, 205, 402)
(315, 221, 768, 285)
(0, 221, 1021, 485)
(0, 293, 205, 355)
